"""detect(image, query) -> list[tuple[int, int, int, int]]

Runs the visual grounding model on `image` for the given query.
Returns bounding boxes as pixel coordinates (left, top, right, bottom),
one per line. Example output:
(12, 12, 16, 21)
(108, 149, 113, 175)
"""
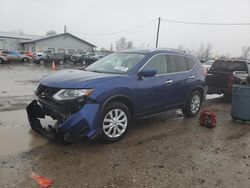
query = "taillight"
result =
(228, 75, 235, 89)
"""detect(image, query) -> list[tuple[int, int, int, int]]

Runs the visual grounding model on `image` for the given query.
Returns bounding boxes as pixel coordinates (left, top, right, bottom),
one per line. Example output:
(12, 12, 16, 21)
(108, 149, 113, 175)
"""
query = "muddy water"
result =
(0, 109, 48, 155)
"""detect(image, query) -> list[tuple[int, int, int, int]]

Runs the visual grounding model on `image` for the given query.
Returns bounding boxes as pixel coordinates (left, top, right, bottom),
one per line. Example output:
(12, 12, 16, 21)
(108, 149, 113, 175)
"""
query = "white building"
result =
(0, 31, 41, 51)
(0, 31, 96, 54)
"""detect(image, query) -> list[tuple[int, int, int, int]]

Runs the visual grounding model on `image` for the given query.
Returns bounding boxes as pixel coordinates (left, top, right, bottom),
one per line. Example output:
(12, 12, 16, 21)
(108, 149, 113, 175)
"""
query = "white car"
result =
(203, 60, 214, 71)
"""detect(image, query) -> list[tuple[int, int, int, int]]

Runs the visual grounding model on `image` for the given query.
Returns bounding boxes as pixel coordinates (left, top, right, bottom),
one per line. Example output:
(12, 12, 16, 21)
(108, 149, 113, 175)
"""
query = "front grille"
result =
(36, 85, 60, 102)
(35, 84, 84, 114)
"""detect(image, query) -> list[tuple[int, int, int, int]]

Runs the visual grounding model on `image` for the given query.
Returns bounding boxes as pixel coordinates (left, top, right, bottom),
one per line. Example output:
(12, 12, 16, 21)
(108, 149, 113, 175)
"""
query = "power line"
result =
(68, 19, 157, 37)
(161, 18, 250, 25)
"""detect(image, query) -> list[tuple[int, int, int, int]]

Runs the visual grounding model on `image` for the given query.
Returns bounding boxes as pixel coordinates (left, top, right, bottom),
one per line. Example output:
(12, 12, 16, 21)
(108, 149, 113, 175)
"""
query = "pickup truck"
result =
(205, 59, 250, 101)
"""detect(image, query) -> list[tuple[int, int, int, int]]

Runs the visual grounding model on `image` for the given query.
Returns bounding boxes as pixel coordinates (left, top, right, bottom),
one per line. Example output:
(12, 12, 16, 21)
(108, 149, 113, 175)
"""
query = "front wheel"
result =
(182, 91, 202, 117)
(39, 59, 45, 64)
(100, 102, 131, 143)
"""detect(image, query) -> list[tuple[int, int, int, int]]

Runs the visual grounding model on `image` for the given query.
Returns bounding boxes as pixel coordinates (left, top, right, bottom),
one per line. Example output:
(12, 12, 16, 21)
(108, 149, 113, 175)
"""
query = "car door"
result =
(12, 51, 21, 61)
(166, 55, 191, 106)
(136, 54, 175, 114)
(6, 51, 16, 61)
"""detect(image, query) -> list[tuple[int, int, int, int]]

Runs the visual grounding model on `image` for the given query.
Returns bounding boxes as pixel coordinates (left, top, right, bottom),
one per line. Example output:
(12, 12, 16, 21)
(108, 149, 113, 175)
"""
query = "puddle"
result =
(0, 109, 48, 156)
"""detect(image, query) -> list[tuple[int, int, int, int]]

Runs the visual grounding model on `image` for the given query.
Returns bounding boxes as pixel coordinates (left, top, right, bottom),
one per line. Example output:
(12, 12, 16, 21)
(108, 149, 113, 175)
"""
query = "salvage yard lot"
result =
(1, 64, 250, 187)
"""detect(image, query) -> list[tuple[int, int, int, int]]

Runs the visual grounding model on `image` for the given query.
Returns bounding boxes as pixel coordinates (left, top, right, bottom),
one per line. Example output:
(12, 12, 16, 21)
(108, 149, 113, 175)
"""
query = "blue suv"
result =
(27, 49, 207, 143)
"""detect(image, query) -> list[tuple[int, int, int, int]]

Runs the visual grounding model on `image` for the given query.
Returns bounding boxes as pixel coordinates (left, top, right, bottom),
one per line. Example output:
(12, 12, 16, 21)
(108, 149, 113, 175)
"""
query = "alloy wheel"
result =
(103, 109, 128, 138)
(190, 94, 201, 114)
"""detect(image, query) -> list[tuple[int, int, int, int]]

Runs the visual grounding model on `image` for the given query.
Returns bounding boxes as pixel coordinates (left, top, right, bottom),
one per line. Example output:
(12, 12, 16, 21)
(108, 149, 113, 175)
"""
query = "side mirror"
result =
(138, 68, 157, 79)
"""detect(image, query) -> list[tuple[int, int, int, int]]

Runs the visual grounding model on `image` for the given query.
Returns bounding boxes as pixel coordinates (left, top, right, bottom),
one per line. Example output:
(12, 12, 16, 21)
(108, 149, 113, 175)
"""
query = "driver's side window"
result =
(143, 54, 168, 75)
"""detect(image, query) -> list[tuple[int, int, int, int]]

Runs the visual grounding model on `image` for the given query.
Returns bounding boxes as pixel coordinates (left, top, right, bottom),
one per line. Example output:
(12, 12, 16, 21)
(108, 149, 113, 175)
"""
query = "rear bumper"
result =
(26, 100, 101, 142)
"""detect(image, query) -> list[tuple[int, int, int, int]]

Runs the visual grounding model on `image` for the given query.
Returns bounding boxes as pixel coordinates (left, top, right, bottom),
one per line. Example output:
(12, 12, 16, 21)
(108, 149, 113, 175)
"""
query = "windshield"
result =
(86, 53, 145, 74)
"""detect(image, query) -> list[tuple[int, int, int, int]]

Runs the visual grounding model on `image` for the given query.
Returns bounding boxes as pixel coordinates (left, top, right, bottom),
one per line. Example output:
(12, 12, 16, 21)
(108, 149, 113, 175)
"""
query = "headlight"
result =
(53, 89, 94, 101)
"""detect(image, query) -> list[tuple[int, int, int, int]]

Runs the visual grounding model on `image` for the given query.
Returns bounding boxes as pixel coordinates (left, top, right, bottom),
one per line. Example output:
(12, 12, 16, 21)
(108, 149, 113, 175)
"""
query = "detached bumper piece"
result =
(26, 100, 89, 143)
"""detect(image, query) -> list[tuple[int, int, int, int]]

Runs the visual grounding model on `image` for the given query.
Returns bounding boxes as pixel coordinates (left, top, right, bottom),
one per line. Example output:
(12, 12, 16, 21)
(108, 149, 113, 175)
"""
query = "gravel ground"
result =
(1, 63, 250, 188)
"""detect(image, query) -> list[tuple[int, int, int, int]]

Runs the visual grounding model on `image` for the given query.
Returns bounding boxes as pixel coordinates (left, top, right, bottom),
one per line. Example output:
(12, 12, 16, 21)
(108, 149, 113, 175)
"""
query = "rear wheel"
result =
(23, 58, 29, 63)
(0, 58, 3, 64)
(182, 91, 202, 117)
(100, 102, 131, 143)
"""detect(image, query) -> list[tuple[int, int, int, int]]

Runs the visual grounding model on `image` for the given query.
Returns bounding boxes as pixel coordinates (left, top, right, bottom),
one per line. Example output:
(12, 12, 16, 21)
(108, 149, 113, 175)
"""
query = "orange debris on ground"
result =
(30, 172, 54, 188)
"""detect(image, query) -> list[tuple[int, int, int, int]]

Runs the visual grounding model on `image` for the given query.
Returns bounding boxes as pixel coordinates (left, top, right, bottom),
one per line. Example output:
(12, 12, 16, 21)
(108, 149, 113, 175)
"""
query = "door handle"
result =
(165, 80, 173, 84)
(189, 75, 195, 79)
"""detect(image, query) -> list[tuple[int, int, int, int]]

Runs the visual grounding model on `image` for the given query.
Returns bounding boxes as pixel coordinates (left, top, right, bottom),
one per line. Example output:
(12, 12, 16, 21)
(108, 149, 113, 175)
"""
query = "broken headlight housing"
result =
(53, 89, 94, 101)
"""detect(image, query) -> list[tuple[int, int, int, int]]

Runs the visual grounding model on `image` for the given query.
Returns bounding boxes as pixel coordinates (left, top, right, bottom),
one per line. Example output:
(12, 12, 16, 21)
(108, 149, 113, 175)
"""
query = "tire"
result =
(182, 91, 202, 117)
(0, 58, 3, 64)
(223, 92, 232, 102)
(39, 59, 45, 64)
(23, 58, 29, 63)
(100, 102, 131, 143)
(59, 60, 64, 65)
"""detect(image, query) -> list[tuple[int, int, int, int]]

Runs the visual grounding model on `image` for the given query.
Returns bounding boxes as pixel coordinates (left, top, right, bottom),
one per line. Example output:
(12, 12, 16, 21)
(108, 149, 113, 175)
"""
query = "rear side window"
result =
(210, 60, 247, 72)
(168, 55, 188, 73)
(144, 55, 168, 75)
(186, 57, 196, 70)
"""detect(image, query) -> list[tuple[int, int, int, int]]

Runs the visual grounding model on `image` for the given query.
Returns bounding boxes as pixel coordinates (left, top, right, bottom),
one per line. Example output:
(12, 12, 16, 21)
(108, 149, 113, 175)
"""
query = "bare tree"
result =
(241, 46, 250, 59)
(203, 43, 213, 59)
(46, 30, 57, 36)
(115, 37, 133, 50)
(196, 43, 213, 59)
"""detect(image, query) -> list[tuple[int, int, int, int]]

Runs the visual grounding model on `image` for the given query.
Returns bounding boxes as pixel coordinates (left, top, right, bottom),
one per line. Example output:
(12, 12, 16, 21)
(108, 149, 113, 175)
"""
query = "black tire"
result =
(23, 58, 29, 63)
(100, 102, 131, 143)
(182, 91, 202, 117)
(0, 58, 3, 64)
(39, 59, 45, 64)
(223, 92, 232, 102)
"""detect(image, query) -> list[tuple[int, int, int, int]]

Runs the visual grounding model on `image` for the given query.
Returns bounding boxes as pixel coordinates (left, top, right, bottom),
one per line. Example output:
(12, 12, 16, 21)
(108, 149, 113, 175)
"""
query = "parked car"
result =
(0, 54, 8, 64)
(83, 53, 99, 65)
(26, 48, 207, 143)
(72, 53, 99, 65)
(24, 51, 35, 59)
(71, 50, 86, 63)
(203, 60, 214, 71)
(0, 50, 32, 63)
(34, 53, 65, 64)
(33, 52, 44, 62)
(205, 59, 250, 101)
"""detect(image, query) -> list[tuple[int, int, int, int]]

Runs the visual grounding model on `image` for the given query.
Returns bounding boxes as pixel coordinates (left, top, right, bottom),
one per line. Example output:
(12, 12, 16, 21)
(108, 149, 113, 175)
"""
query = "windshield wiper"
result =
(88, 70, 104, 73)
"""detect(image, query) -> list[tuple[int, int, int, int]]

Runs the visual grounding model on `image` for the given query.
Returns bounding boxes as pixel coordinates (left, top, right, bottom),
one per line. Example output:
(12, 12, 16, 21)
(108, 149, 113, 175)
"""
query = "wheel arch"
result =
(101, 95, 134, 116)
(187, 86, 204, 102)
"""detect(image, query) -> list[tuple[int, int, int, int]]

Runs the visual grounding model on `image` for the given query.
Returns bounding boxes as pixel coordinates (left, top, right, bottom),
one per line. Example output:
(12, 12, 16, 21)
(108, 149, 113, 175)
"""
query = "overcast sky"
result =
(0, 0, 250, 56)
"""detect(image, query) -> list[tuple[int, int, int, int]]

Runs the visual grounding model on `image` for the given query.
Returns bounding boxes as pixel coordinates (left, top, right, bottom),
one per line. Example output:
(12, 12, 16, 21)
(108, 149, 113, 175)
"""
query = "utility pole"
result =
(155, 17, 161, 48)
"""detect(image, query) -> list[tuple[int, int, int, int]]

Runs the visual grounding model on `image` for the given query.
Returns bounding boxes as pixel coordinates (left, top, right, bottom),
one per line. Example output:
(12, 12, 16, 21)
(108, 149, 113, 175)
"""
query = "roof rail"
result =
(151, 48, 187, 53)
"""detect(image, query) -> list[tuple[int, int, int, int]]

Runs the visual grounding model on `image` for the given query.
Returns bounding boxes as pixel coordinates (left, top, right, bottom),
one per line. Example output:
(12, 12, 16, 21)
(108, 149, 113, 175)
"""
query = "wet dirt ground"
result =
(1, 63, 250, 188)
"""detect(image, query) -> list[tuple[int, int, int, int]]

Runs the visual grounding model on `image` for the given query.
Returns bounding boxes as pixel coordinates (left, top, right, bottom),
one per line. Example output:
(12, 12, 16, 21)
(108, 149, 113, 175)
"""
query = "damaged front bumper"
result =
(26, 100, 101, 142)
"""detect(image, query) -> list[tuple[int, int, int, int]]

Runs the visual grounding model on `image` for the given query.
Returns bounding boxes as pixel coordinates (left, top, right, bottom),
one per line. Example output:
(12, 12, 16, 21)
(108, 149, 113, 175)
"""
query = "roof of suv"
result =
(117, 48, 189, 56)
(215, 58, 250, 63)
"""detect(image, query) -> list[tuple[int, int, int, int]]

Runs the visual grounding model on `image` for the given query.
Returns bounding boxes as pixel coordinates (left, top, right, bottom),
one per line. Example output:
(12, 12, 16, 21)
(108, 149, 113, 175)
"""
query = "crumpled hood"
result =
(39, 69, 120, 88)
